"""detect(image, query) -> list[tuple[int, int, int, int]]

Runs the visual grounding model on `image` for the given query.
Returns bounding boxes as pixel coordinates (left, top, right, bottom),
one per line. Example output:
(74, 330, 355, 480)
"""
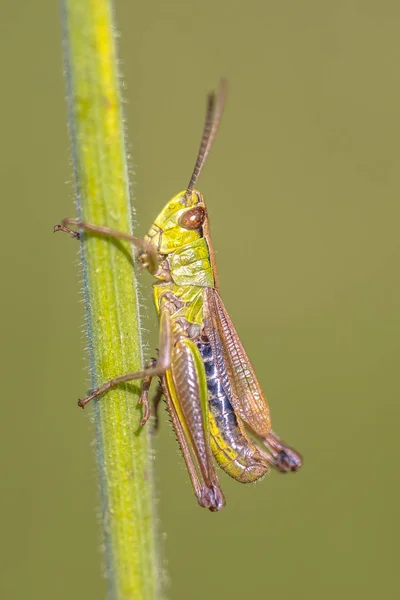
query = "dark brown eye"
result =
(178, 206, 206, 230)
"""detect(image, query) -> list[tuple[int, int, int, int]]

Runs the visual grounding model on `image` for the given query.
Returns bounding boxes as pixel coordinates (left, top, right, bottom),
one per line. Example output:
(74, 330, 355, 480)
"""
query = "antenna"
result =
(185, 79, 227, 199)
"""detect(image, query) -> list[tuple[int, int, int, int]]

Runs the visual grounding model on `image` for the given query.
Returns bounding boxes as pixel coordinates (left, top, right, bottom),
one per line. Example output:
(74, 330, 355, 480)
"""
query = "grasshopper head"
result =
(145, 79, 227, 257)
(145, 190, 207, 254)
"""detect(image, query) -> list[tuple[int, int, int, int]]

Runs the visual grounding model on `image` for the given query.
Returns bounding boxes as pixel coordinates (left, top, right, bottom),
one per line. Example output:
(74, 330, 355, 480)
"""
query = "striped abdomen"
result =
(197, 340, 269, 483)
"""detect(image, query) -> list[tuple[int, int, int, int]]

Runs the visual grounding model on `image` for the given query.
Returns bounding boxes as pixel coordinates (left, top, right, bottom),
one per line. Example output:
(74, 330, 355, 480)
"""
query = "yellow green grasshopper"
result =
(55, 81, 302, 511)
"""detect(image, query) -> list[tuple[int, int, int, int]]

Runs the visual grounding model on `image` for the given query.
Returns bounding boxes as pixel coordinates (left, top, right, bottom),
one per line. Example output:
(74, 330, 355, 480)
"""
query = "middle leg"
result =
(77, 307, 172, 413)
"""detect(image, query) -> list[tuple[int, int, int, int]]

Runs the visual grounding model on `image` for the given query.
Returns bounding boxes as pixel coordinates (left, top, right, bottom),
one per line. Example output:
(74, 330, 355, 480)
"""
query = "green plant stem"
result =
(61, 1, 157, 598)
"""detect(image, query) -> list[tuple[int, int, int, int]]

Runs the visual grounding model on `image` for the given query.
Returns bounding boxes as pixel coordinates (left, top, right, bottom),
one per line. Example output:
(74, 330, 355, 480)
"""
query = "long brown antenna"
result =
(185, 79, 227, 198)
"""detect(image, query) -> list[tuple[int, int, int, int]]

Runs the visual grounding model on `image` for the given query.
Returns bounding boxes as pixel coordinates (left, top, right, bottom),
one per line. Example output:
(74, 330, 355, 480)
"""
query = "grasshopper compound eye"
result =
(178, 206, 206, 230)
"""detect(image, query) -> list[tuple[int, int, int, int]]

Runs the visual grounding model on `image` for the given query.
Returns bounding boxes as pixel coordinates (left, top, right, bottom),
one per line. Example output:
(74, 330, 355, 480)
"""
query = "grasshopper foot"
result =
(54, 224, 81, 240)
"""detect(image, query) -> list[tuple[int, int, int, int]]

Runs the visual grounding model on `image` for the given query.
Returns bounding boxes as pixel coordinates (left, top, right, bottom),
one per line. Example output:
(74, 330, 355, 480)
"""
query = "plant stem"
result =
(61, 1, 157, 598)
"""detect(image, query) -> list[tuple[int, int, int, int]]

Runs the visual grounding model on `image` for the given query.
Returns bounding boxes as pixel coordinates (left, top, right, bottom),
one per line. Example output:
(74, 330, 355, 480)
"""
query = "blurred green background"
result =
(1, 1, 399, 598)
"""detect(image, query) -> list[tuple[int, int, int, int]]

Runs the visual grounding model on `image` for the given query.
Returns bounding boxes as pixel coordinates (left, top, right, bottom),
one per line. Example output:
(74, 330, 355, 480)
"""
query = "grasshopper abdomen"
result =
(197, 339, 270, 483)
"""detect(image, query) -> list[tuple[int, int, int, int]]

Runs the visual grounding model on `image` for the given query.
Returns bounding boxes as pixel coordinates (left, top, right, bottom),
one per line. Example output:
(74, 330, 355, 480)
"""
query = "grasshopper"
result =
(55, 81, 302, 511)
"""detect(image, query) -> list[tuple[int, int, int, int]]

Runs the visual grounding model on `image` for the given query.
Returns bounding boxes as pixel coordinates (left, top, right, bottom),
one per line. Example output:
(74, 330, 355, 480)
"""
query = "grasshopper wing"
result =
(204, 288, 271, 438)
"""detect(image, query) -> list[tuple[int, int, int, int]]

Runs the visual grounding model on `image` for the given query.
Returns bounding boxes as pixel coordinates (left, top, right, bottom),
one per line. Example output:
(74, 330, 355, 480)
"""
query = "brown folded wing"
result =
(203, 288, 271, 438)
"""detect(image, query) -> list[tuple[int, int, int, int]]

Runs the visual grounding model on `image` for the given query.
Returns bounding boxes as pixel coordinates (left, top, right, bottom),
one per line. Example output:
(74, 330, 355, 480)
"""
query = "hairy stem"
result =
(61, 1, 157, 598)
